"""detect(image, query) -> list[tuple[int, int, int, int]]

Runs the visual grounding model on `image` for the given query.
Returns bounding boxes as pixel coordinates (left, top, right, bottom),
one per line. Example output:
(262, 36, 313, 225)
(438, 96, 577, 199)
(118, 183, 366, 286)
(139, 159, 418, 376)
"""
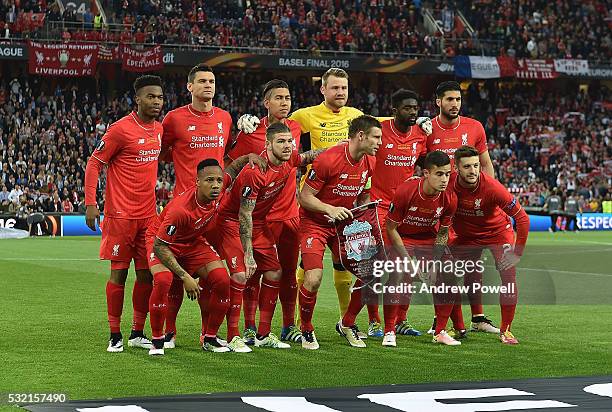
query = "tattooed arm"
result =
(299, 148, 326, 166)
(239, 197, 257, 279)
(225, 154, 267, 180)
(153, 238, 201, 299)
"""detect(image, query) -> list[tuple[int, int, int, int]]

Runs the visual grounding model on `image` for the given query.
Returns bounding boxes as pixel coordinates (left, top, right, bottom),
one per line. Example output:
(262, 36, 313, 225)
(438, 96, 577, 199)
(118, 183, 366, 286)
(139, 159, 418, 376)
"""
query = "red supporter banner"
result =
(98, 44, 120, 62)
(121, 44, 164, 72)
(28, 41, 98, 77)
(516, 59, 559, 79)
(334, 202, 388, 281)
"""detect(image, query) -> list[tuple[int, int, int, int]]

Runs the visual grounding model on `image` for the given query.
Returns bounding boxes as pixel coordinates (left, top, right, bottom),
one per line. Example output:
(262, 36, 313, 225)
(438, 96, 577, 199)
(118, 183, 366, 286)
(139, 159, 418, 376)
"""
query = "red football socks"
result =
(341, 279, 365, 327)
(202, 268, 230, 338)
(298, 285, 317, 332)
(149, 271, 172, 338)
(243, 272, 261, 329)
(258, 278, 280, 337)
(132, 280, 152, 331)
(226, 278, 245, 341)
(279, 269, 298, 328)
(367, 304, 381, 323)
(165, 276, 184, 335)
(106, 281, 125, 334)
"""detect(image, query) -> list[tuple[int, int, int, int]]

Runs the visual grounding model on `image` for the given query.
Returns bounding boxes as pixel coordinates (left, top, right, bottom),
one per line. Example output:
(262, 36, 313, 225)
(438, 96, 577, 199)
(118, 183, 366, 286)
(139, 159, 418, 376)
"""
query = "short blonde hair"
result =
(322, 68, 349, 86)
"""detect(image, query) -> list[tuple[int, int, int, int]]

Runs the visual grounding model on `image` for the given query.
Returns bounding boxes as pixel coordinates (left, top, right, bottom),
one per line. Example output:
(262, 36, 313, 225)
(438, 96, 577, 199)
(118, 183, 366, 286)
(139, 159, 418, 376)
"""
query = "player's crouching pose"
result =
(385, 151, 459, 347)
(450, 146, 529, 345)
(213, 122, 326, 353)
(297, 115, 381, 350)
(146, 156, 262, 355)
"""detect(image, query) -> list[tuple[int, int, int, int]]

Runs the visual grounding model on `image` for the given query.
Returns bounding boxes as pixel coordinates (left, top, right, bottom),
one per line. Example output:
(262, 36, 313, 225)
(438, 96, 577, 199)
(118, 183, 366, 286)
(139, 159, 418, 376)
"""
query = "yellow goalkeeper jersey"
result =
(289, 102, 364, 150)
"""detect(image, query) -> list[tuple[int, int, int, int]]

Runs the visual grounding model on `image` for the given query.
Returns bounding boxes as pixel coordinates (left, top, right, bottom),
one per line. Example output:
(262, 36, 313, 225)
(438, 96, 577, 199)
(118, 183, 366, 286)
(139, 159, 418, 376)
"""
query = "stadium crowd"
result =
(461, 0, 610, 62)
(1, 0, 608, 60)
(0, 70, 609, 218)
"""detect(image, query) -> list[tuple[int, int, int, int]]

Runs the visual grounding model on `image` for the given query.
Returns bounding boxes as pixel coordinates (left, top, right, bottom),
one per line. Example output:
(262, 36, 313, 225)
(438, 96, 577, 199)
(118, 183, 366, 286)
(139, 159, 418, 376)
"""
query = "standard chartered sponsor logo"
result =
(261, 184, 284, 200)
(136, 148, 160, 162)
(439, 147, 457, 157)
(402, 214, 436, 226)
(190, 135, 221, 149)
(332, 183, 364, 197)
(385, 154, 417, 167)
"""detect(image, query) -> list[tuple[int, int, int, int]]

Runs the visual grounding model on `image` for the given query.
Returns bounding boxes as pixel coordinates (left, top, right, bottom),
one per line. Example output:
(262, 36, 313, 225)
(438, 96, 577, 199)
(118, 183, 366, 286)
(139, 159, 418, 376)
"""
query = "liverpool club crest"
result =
(343, 220, 377, 261)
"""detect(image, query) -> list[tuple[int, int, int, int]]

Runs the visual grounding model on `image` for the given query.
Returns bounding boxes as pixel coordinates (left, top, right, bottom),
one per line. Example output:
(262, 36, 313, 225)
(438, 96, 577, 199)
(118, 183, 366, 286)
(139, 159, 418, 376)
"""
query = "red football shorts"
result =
(145, 236, 221, 276)
(217, 219, 280, 275)
(452, 228, 516, 264)
(300, 218, 340, 271)
(268, 217, 300, 272)
(100, 216, 155, 270)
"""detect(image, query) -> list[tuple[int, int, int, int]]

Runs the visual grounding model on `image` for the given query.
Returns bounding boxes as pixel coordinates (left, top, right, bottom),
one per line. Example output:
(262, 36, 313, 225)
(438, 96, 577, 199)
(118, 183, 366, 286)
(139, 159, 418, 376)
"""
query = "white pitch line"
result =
(483, 265, 611, 278)
(530, 239, 612, 246)
(526, 248, 612, 255)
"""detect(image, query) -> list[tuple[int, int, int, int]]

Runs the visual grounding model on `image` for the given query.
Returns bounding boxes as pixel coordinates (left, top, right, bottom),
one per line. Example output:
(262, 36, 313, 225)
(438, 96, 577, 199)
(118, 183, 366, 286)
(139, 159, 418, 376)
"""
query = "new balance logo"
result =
(188, 125, 196, 131)
(433, 139, 440, 144)
(386, 143, 394, 149)
(138, 138, 145, 144)
(409, 206, 418, 211)
(340, 173, 348, 179)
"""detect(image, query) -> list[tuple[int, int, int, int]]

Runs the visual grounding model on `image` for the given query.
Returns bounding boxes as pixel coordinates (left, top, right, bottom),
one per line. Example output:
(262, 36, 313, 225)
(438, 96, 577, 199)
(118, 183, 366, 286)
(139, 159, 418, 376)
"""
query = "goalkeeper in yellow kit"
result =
(237, 68, 432, 338)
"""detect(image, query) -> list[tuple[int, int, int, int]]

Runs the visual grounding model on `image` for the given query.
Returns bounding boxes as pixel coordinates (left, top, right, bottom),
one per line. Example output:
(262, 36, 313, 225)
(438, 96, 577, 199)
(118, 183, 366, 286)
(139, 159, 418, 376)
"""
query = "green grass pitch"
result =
(1, 231, 611, 408)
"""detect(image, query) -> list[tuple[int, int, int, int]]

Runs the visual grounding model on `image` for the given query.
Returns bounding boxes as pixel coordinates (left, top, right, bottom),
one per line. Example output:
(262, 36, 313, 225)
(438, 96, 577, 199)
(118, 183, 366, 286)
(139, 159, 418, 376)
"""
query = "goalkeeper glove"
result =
(237, 114, 260, 134)
(416, 117, 433, 136)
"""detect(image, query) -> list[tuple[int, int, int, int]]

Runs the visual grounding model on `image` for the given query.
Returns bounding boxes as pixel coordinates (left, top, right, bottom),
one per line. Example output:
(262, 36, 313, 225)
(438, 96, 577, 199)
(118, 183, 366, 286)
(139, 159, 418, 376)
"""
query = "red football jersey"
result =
(150, 176, 230, 249)
(218, 150, 301, 223)
(161, 104, 232, 195)
(86, 111, 162, 219)
(387, 177, 457, 242)
(226, 117, 302, 221)
(301, 144, 375, 226)
(426, 115, 488, 166)
(450, 172, 522, 240)
(371, 119, 428, 209)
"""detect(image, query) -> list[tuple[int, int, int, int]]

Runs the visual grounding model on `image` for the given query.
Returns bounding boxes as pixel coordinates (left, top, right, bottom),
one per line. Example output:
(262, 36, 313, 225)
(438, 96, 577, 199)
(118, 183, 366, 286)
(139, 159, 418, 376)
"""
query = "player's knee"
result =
(231, 272, 246, 285)
(304, 271, 322, 291)
(109, 268, 128, 285)
(154, 271, 173, 291)
(209, 270, 230, 298)
(135, 269, 153, 284)
(264, 270, 282, 282)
